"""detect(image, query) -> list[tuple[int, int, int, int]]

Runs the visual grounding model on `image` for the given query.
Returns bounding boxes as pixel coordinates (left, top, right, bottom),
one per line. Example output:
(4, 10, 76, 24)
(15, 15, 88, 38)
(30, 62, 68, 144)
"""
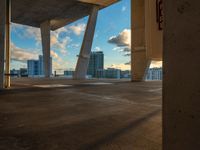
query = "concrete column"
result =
(40, 20, 51, 77)
(0, 0, 6, 89)
(131, 0, 150, 81)
(163, 0, 200, 150)
(74, 6, 99, 79)
(5, 0, 11, 88)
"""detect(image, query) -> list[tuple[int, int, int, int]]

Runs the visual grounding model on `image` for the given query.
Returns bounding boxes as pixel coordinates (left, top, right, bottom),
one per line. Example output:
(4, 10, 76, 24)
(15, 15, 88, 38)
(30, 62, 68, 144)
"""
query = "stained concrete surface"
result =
(0, 78, 162, 150)
(11, 0, 118, 30)
(163, 0, 200, 149)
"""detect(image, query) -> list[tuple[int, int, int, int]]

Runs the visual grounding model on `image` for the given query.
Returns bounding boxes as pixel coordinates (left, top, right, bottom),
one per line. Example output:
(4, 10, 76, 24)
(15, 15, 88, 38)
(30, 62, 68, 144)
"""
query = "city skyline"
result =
(11, 0, 161, 72)
(22, 52, 161, 80)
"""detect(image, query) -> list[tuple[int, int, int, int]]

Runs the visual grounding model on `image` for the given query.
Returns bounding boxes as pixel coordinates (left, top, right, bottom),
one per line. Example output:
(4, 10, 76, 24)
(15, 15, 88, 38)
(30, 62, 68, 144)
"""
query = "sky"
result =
(10, 0, 161, 72)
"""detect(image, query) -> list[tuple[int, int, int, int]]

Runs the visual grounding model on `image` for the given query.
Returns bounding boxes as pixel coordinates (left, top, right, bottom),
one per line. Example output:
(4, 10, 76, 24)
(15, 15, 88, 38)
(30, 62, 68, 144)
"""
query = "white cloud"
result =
(106, 63, 131, 71)
(26, 27, 41, 44)
(53, 27, 68, 38)
(50, 50, 69, 71)
(94, 46, 101, 51)
(53, 37, 71, 50)
(108, 29, 131, 47)
(50, 50, 59, 59)
(12, 23, 42, 46)
(71, 43, 80, 48)
(50, 27, 72, 57)
(12, 23, 71, 55)
(108, 29, 131, 56)
(11, 43, 39, 62)
(53, 61, 68, 71)
(150, 61, 162, 68)
(69, 23, 86, 36)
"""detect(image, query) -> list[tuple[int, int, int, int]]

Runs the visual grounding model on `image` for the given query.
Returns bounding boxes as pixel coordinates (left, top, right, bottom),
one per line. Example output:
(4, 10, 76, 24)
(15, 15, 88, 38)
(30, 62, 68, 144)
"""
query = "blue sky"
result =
(11, 0, 132, 72)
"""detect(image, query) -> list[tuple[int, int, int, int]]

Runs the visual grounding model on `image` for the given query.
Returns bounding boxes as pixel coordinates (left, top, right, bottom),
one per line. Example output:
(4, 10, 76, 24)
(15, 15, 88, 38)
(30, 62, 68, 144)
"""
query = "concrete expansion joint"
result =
(134, 46, 146, 50)
(133, 49, 146, 53)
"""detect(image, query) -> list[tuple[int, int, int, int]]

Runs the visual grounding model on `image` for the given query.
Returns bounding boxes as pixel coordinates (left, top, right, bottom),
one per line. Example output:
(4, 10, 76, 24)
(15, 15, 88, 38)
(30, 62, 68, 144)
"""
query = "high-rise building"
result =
(87, 51, 104, 78)
(27, 60, 39, 76)
(146, 67, 162, 80)
(105, 68, 121, 79)
(27, 55, 52, 77)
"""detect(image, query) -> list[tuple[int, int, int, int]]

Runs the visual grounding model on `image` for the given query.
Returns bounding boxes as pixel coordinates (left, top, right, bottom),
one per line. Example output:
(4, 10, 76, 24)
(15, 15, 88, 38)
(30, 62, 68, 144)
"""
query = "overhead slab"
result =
(11, 0, 119, 30)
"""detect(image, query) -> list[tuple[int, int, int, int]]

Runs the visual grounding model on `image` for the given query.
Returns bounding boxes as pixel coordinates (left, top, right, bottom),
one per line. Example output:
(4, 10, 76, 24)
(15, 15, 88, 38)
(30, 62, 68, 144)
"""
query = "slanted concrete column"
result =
(74, 6, 99, 79)
(131, 0, 150, 81)
(40, 20, 51, 77)
(163, 0, 200, 150)
(0, 0, 6, 89)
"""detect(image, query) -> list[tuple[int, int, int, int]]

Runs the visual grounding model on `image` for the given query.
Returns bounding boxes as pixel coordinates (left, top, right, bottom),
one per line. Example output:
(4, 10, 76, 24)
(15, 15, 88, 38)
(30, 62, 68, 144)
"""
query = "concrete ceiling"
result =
(78, 0, 118, 6)
(11, 0, 119, 30)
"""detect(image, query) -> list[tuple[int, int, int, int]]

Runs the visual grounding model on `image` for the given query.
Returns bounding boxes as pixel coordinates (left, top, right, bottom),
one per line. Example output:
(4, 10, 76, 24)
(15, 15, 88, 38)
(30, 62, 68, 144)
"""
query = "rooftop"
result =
(0, 78, 162, 150)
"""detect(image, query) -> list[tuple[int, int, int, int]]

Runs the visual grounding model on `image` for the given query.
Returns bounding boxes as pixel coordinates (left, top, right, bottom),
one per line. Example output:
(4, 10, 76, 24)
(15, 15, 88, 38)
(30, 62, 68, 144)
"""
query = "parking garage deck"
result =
(0, 78, 162, 150)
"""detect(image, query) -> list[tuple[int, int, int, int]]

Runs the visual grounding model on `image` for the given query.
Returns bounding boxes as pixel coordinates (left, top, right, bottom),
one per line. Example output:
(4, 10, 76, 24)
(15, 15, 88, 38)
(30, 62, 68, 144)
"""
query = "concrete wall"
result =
(163, 0, 200, 149)
(131, 0, 163, 81)
(145, 0, 163, 61)
(131, 0, 149, 81)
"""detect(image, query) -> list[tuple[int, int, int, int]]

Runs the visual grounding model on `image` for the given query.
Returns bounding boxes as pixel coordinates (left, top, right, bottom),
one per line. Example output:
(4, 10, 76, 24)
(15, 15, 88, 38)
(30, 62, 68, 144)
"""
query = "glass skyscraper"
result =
(87, 51, 104, 78)
(27, 55, 52, 76)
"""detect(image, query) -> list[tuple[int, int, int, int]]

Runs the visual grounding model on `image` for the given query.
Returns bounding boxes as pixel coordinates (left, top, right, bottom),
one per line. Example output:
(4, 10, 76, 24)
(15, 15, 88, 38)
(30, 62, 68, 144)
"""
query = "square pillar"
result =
(5, 0, 11, 88)
(131, 0, 150, 81)
(0, 0, 10, 89)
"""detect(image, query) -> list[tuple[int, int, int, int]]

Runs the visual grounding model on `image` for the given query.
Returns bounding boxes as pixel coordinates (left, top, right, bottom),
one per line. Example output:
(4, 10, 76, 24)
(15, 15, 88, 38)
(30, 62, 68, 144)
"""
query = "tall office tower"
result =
(87, 51, 104, 78)
(27, 60, 39, 76)
(27, 55, 52, 77)
(146, 67, 163, 80)
(38, 55, 52, 76)
(38, 55, 44, 76)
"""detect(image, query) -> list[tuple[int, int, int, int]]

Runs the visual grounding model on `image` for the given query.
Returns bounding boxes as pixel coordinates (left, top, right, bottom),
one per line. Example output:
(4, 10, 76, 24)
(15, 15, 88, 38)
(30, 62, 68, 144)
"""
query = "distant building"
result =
(87, 51, 104, 78)
(20, 68, 28, 77)
(10, 69, 20, 77)
(27, 55, 52, 77)
(10, 68, 28, 77)
(64, 70, 75, 77)
(27, 60, 39, 76)
(104, 68, 121, 79)
(38, 55, 44, 75)
(146, 67, 162, 80)
(121, 70, 131, 78)
(96, 69, 105, 78)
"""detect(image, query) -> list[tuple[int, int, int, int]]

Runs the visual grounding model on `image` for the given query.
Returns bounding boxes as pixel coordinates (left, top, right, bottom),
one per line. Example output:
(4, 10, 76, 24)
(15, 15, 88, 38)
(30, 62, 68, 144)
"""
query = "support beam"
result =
(5, 0, 11, 88)
(0, 0, 6, 89)
(40, 21, 51, 77)
(131, 0, 150, 81)
(74, 6, 99, 79)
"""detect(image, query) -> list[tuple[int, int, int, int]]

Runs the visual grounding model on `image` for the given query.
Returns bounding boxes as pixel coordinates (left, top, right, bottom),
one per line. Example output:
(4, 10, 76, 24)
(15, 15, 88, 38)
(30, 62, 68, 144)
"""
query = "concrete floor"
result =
(0, 78, 162, 150)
